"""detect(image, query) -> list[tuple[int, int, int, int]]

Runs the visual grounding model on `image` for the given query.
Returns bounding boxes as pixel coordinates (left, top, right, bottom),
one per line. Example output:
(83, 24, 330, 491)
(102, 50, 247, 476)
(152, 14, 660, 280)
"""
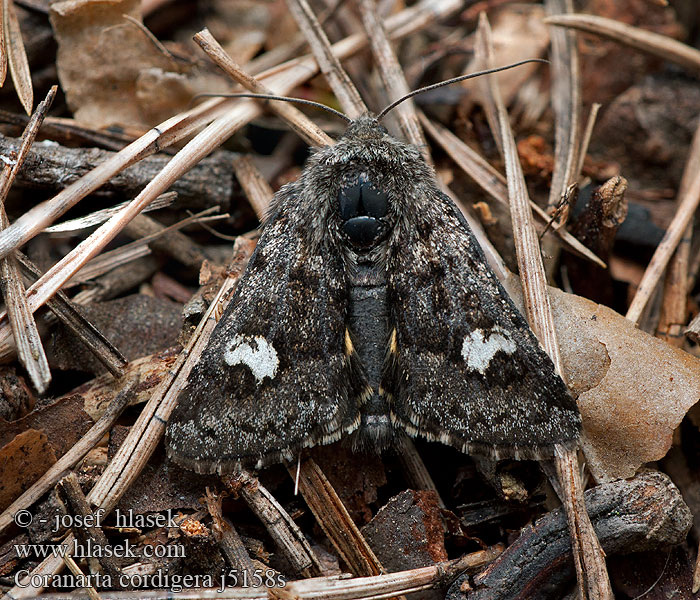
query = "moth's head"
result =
(340, 114, 389, 141)
(306, 114, 433, 253)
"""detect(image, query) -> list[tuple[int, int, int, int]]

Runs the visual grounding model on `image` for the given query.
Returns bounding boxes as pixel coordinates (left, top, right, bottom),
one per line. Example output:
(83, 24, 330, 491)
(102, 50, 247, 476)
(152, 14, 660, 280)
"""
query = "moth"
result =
(166, 74, 581, 475)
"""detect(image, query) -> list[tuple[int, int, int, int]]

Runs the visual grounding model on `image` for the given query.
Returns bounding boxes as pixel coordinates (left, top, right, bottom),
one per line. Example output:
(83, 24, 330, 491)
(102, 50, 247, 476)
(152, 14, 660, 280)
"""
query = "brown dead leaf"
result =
(0, 429, 56, 511)
(505, 275, 700, 482)
(49, 0, 176, 129)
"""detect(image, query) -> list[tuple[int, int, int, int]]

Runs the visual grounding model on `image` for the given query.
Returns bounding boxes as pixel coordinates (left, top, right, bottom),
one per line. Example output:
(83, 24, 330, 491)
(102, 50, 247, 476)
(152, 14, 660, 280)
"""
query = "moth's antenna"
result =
(376, 58, 549, 121)
(192, 92, 352, 123)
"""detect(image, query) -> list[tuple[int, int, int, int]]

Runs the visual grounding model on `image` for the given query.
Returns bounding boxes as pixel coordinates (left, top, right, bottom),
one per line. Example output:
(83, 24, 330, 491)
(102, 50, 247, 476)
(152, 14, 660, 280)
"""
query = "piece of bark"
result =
(0, 365, 33, 420)
(48, 294, 182, 376)
(592, 74, 700, 195)
(0, 136, 238, 213)
(0, 393, 93, 457)
(69, 346, 178, 421)
(310, 442, 387, 525)
(362, 490, 447, 600)
(0, 429, 56, 511)
(564, 176, 628, 307)
(446, 471, 692, 600)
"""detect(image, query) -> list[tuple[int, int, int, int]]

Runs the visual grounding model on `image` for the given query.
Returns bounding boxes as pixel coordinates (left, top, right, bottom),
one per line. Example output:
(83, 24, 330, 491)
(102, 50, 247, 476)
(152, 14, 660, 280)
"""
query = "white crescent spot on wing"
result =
(461, 326, 517, 373)
(224, 334, 279, 383)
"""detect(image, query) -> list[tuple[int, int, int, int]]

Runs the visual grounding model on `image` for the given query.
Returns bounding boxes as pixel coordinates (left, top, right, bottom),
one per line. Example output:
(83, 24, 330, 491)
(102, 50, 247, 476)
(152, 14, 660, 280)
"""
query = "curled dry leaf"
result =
(505, 275, 700, 482)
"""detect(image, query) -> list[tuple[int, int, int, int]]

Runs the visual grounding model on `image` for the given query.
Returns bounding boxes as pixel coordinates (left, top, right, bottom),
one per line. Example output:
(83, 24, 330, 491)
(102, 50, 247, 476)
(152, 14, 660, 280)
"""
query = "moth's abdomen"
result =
(347, 263, 393, 451)
(338, 174, 389, 248)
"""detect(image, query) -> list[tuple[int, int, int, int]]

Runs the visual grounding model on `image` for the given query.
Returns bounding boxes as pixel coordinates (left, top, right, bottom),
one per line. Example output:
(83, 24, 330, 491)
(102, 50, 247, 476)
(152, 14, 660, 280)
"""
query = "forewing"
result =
(166, 194, 363, 473)
(385, 192, 581, 460)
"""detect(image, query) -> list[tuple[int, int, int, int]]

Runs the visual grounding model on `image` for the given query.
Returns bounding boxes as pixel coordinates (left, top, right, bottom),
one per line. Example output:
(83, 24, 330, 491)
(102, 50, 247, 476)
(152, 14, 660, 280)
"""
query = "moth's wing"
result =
(166, 195, 364, 474)
(385, 192, 581, 460)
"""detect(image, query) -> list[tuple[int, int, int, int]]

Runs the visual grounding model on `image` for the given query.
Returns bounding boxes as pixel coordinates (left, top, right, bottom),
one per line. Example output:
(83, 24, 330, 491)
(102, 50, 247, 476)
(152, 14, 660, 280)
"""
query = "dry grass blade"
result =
(419, 112, 605, 267)
(0, 0, 6, 86)
(545, 13, 700, 72)
(545, 0, 581, 217)
(0, 86, 56, 393)
(286, 0, 367, 117)
(194, 29, 333, 148)
(657, 223, 691, 346)
(44, 193, 176, 234)
(358, 0, 427, 154)
(626, 120, 700, 323)
(575, 102, 601, 180)
(3, 0, 32, 114)
(289, 457, 385, 578)
(62, 553, 101, 600)
(476, 14, 612, 599)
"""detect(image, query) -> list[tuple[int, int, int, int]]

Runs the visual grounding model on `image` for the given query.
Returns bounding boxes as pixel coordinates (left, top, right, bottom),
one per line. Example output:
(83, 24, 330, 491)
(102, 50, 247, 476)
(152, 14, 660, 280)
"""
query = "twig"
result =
(203, 489, 257, 578)
(227, 471, 323, 578)
(286, 0, 367, 117)
(289, 457, 384, 577)
(475, 14, 612, 600)
(575, 102, 601, 182)
(0, 380, 135, 535)
(626, 120, 700, 323)
(657, 230, 692, 346)
(58, 473, 123, 583)
(194, 29, 334, 148)
(122, 212, 209, 271)
(545, 13, 700, 72)
(62, 554, 102, 600)
(0, 86, 56, 393)
(231, 156, 275, 221)
(279, 547, 503, 599)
